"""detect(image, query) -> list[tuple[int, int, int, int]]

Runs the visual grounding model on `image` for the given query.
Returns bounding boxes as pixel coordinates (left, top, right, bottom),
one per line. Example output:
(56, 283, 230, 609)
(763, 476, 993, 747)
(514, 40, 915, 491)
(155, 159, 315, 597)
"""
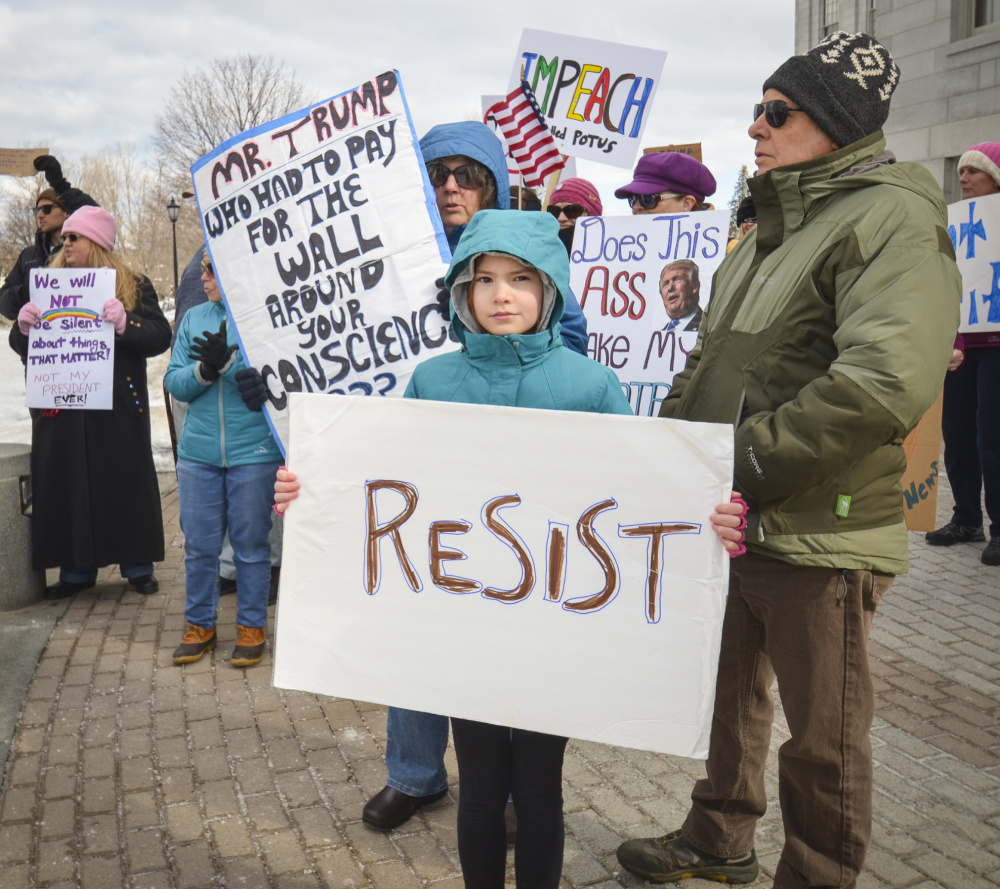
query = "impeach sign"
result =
(191, 70, 454, 452)
(274, 395, 734, 758)
(25, 268, 115, 410)
(571, 211, 729, 415)
(509, 29, 667, 169)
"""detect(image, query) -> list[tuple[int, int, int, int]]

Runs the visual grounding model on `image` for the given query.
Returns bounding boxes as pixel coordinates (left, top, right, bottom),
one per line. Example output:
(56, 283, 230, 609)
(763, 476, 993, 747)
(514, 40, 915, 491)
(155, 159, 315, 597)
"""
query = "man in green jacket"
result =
(617, 32, 961, 889)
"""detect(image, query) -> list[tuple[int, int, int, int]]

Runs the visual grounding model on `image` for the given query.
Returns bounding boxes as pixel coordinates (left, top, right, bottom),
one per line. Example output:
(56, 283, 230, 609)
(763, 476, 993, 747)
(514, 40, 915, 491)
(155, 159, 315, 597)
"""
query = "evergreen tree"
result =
(728, 165, 751, 238)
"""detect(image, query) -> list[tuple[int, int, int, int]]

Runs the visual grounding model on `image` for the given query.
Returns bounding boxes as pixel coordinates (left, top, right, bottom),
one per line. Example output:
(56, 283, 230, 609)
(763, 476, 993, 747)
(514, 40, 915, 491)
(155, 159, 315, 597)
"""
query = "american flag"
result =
(487, 81, 565, 189)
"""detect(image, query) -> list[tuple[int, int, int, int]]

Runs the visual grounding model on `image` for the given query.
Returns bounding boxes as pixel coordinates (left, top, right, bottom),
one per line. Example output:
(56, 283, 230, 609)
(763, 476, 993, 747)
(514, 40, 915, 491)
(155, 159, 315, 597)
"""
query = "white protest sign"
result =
(948, 192, 1000, 335)
(274, 395, 733, 759)
(508, 30, 667, 169)
(571, 211, 730, 416)
(191, 70, 455, 453)
(25, 268, 115, 410)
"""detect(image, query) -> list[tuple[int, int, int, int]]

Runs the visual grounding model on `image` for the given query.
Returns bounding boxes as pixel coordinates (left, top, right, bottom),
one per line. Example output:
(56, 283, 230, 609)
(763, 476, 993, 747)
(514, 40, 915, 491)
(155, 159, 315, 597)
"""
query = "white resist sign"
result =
(26, 268, 115, 410)
(274, 395, 734, 759)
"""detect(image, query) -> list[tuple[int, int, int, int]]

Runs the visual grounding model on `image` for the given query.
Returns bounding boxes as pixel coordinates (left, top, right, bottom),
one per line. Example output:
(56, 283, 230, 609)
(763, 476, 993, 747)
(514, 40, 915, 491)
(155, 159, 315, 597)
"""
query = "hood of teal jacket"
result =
(442, 209, 570, 351)
(419, 121, 511, 211)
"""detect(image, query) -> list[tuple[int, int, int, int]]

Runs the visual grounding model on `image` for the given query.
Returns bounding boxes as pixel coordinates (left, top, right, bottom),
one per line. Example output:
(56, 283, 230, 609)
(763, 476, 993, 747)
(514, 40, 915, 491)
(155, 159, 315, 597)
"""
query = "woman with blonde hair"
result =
(13, 205, 171, 598)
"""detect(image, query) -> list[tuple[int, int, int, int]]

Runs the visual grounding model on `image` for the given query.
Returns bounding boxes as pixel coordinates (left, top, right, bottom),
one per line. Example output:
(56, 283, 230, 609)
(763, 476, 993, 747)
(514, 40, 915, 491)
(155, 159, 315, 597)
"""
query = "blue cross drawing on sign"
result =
(960, 201, 987, 260)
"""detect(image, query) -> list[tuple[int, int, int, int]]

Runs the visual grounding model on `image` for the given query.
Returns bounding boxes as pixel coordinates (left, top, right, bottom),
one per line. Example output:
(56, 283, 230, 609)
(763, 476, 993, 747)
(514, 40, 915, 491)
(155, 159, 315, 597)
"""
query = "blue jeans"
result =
(177, 458, 279, 630)
(386, 707, 449, 796)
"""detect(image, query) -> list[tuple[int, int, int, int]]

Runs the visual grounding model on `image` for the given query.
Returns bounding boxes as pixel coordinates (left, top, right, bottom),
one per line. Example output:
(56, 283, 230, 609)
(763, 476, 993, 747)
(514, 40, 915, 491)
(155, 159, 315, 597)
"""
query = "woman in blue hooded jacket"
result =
(418, 121, 589, 356)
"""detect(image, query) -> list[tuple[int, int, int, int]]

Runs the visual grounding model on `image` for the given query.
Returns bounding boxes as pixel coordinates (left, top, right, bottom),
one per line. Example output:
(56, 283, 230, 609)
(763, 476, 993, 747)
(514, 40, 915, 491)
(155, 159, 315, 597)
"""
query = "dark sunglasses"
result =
(626, 192, 682, 210)
(63, 233, 81, 242)
(547, 203, 587, 220)
(36, 204, 57, 215)
(426, 162, 485, 190)
(201, 259, 214, 275)
(753, 100, 803, 128)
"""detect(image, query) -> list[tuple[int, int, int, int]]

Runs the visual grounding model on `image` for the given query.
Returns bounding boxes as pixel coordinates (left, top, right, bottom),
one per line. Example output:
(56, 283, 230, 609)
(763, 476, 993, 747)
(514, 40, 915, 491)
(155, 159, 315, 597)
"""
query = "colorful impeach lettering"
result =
(508, 30, 667, 169)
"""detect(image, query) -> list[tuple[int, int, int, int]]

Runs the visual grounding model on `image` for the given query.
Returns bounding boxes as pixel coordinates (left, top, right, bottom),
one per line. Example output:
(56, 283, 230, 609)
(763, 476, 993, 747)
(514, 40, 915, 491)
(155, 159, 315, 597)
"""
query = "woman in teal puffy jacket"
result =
(165, 255, 282, 669)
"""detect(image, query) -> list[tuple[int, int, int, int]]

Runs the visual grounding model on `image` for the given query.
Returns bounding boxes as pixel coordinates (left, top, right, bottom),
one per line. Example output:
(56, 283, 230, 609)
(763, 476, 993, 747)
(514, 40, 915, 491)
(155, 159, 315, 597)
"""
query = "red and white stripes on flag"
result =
(488, 81, 565, 189)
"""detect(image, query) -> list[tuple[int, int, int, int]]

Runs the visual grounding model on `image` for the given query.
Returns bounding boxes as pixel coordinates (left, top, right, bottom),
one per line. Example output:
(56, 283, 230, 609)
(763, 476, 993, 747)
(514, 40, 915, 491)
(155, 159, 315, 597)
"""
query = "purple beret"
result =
(614, 152, 717, 204)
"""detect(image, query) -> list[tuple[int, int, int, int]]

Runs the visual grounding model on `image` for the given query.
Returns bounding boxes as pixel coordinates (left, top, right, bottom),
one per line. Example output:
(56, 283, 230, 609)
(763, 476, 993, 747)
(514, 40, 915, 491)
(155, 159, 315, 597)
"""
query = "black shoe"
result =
(617, 829, 759, 884)
(268, 567, 280, 605)
(361, 785, 448, 830)
(983, 537, 1000, 566)
(925, 522, 986, 546)
(128, 575, 159, 595)
(44, 580, 95, 600)
(219, 575, 237, 596)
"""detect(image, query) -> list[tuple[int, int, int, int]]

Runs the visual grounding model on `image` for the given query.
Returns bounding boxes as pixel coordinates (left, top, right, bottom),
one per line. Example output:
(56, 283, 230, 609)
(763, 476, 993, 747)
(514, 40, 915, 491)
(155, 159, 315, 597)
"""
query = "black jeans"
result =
(451, 718, 568, 889)
(942, 347, 1000, 537)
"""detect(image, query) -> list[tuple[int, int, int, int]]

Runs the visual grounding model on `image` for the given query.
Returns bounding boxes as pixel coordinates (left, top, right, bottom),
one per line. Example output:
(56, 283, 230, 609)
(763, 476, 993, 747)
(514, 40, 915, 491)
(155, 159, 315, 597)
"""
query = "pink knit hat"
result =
(62, 205, 117, 251)
(958, 143, 1000, 188)
(548, 178, 603, 216)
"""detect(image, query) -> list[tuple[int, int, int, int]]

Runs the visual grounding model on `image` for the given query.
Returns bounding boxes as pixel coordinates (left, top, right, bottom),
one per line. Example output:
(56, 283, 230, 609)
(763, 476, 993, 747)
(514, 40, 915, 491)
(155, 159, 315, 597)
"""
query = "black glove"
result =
(189, 320, 236, 381)
(235, 367, 268, 411)
(33, 155, 99, 213)
(434, 277, 450, 318)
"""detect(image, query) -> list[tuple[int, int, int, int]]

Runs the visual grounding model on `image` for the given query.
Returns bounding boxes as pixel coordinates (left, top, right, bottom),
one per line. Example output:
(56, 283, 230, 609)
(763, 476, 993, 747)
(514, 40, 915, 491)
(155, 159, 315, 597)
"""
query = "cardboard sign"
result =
(900, 392, 943, 532)
(25, 269, 115, 410)
(570, 211, 730, 416)
(644, 143, 703, 162)
(274, 395, 733, 758)
(509, 30, 666, 169)
(0, 147, 48, 177)
(948, 191, 1000, 336)
(191, 70, 456, 453)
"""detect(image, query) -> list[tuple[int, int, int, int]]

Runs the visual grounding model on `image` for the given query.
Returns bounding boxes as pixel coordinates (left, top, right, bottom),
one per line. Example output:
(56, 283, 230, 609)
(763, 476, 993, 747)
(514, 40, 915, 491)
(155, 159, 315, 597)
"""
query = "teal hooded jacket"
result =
(418, 121, 589, 356)
(404, 210, 631, 416)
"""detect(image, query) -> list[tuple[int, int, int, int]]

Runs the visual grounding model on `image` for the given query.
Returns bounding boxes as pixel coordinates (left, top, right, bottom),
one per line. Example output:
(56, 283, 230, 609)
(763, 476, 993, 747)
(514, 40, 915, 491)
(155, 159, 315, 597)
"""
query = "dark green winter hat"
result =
(763, 31, 900, 149)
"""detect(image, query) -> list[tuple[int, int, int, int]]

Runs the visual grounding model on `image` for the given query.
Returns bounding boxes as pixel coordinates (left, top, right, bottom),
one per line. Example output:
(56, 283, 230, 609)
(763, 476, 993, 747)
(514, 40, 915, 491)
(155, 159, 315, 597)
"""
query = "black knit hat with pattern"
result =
(762, 31, 900, 149)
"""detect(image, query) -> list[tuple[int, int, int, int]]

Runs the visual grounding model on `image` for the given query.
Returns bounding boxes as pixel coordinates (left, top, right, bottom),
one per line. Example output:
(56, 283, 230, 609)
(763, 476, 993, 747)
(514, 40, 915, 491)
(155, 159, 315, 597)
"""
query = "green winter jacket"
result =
(660, 133, 962, 574)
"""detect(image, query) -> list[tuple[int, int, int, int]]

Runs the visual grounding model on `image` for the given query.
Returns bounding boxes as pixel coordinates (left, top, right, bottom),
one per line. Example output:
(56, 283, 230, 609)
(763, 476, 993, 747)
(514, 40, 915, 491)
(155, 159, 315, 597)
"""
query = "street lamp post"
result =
(166, 197, 180, 296)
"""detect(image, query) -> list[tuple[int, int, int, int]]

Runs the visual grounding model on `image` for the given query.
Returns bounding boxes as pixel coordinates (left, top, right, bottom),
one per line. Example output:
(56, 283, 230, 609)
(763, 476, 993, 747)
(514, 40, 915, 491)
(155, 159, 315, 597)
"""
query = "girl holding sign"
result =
(273, 211, 747, 888)
(12, 205, 170, 598)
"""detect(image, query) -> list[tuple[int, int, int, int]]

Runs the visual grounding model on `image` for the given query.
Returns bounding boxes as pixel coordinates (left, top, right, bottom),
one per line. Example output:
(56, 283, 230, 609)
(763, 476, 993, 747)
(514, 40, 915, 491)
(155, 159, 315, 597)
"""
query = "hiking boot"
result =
(172, 624, 217, 664)
(983, 537, 1000, 566)
(925, 522, 986, 546)
(231, 625, 266, 667)
(616, 829, 758, 884)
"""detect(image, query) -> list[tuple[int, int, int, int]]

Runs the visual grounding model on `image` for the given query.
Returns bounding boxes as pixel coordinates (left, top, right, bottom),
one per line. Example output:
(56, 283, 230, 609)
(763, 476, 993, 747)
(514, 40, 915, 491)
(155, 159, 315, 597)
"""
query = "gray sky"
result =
(0, 0, 795, 211)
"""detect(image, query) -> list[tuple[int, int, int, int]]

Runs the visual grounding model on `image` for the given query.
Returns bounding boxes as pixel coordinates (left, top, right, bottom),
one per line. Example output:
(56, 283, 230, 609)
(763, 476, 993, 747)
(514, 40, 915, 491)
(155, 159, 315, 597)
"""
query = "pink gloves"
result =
(102, 298, 126, 335)
(17, 303, 42, 336)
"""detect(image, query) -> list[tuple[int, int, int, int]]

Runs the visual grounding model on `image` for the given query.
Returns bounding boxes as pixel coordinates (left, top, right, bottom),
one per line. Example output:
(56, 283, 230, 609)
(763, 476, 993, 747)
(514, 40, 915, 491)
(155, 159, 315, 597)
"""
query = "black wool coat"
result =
(10, 276, 171, 570)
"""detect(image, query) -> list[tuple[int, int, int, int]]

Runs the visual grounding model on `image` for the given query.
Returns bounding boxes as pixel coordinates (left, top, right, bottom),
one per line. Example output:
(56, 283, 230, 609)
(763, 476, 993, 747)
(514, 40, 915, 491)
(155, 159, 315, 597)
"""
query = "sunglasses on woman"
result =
(753, 100, 803, 128)
(426, 162, 486, 190)
(63, 233, 81, 242)
(36, 204, 57, 216)
(626, 192, 684, 210)
(547, 204, 587, 220)
(201, 259, 214, 275)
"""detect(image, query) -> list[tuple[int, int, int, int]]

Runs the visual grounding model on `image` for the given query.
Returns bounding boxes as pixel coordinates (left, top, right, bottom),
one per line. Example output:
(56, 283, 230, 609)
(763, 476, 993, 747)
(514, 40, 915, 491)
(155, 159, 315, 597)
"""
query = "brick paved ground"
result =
(0, 475, 997, 888)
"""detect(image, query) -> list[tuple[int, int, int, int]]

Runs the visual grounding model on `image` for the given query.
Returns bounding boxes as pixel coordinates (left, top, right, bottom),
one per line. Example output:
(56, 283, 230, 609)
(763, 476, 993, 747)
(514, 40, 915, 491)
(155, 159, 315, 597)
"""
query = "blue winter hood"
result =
(443, 210, 569, 344)
(419, 121, 511, 211)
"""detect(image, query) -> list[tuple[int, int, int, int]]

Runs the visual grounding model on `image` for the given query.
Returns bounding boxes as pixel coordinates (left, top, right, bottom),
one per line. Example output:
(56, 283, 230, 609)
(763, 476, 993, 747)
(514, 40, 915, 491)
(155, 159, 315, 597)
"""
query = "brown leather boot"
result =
(231, 625, 266, 667)
(172, 624, 217, 664)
